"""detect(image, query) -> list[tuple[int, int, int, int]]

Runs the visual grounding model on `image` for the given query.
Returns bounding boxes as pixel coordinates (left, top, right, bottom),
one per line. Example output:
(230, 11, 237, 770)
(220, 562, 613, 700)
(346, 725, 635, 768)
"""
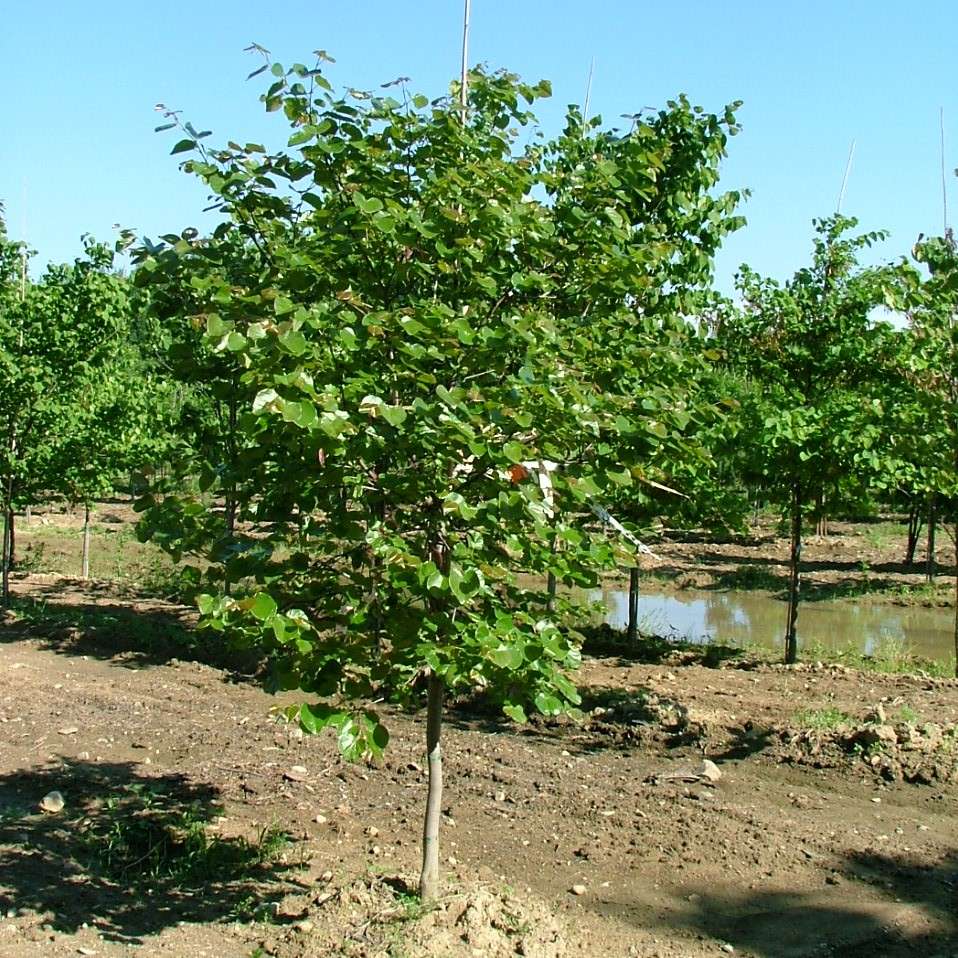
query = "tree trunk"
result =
(953, 520, 957, 679)
(905, 503, 923, 566)
(545, 516, 559, 613)
(223, 494, 237, 595)
(926, 495, 938, 583)
(1, 505, 10, 606)
(7, 507, 14, 570)
(627, 566, 639, 642)
(419, 672, 444, 902)
(81, 504, 91, 580)
(784, 488, 803, 664)
(223, 391, 239, 595)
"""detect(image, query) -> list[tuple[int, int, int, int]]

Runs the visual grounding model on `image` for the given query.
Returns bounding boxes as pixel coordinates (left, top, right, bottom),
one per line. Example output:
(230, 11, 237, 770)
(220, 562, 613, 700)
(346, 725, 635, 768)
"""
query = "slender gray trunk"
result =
(419, 672, 444, 902)
(627, 566, 640, 642)
(784, 487, 803, 664)
(223, 394, 239, 595)
(545, 517, 559, 613)
(926, 494, 937, 583)
(81, 504, 91, 580)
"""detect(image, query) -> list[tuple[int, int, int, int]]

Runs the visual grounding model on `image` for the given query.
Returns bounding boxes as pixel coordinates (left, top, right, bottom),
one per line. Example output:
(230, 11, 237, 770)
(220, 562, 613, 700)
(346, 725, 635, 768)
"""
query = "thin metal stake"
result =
(460, 0, 471, 119)
(583, 57, 595, 122)
(836, 139, 856, 214)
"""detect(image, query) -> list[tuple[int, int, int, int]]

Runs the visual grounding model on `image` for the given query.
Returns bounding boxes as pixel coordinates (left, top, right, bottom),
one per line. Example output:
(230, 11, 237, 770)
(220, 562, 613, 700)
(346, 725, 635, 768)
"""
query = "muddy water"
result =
(589, 586, 955, 663)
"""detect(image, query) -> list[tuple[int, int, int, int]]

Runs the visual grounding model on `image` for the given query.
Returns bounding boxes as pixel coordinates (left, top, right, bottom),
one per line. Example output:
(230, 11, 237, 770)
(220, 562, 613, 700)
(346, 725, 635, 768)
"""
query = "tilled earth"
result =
(1, 580, 958, 957)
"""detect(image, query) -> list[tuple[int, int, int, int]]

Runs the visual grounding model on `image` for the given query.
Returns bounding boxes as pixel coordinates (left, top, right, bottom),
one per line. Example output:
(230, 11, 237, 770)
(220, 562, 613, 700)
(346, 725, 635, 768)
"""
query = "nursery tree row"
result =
(2, 53, 957, 899)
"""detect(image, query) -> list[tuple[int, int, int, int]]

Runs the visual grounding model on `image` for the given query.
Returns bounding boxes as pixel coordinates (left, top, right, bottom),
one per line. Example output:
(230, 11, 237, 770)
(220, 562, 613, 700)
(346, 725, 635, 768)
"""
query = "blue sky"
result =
(3, 1, 956, 293)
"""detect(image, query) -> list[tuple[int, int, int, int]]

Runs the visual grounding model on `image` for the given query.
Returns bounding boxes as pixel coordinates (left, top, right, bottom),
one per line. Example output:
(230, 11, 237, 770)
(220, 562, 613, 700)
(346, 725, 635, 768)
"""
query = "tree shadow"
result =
(711, 722, 776, 761)
(443, 680, 705, 756)
(662, 549, 957, 599)
(660, 529, 777, 547)
(571, 684, 707, 755)
(444, 690, 567, 742)
(579, 624, 745, 668)
(601, 847, 958, 957)
(844, 847, 958, 930)
(2, 595, 262, 678)
(0, 760, 299, 944)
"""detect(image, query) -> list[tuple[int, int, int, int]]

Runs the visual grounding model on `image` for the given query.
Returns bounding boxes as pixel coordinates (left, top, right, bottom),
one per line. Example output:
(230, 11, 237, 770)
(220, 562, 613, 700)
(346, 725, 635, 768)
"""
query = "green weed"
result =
(77, 783, 291, 887)
(794, 707, 852, 730)
(867, 635, 951, 677)
(861, 523, 906, 550)
(892, 580, 952, 605)
(897, 704, 919, 724)
(803, 637, 952, 679)
(395, 889, 427, 922)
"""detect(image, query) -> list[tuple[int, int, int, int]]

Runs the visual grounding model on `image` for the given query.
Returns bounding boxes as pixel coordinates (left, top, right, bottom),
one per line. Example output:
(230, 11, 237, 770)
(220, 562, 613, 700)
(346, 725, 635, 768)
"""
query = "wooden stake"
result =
(627, 566, 639, 642)
(784, 486, 803, 664)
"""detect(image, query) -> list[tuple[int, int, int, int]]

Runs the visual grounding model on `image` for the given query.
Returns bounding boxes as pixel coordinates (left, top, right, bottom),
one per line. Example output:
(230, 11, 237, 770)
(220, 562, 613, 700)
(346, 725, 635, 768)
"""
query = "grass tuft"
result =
(77, 782, 291, 887)
(794, 707, 852, 730)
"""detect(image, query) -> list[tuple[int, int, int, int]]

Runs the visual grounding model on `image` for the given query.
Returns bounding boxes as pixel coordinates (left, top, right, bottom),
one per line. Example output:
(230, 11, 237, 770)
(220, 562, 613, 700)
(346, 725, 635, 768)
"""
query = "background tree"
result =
(131, 230, 264, 595)
(0, 237, 131, 601)
(47, 344, 171, 579)
(720, 216, 905, 662)
(135, 55, 744, 899)
(897, 232, 958, 671)
(0, 208, 27, 599)
(509, 98, 748, 639)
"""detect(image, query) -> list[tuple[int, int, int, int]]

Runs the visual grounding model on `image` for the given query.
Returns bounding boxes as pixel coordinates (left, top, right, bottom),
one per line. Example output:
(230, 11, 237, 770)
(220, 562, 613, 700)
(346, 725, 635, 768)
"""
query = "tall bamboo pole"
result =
(836, 140, 856, 214)
(419, 0, 472, 904)
(583, 57, 595, 123)
(459, 0, 471, 119)
(940, 107, 949, 237)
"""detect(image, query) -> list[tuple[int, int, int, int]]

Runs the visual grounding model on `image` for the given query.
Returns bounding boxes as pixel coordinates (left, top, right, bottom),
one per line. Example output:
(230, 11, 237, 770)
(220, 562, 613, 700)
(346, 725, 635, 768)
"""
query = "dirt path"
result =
(2, 584, 958, 956)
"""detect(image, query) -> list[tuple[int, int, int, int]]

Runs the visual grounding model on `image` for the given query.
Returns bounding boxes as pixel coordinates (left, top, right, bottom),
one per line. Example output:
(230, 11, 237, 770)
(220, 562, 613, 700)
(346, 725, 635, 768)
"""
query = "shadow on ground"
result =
(0, 760, 298, 943)
(579, 624, 746, 667)
(598, 847, 958, 957)
(653, 551, 956, 603)
(1, 595, 261, 677)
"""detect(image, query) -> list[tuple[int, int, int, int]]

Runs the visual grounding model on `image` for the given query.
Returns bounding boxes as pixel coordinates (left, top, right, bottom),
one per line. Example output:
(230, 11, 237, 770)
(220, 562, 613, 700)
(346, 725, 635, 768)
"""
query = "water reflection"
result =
(590, 586, 954, 663)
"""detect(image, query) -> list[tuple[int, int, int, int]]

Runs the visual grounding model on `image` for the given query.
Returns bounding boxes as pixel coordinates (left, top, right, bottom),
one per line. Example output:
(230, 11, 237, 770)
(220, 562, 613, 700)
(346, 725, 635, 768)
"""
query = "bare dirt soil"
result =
(2, 571, 958, 957)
